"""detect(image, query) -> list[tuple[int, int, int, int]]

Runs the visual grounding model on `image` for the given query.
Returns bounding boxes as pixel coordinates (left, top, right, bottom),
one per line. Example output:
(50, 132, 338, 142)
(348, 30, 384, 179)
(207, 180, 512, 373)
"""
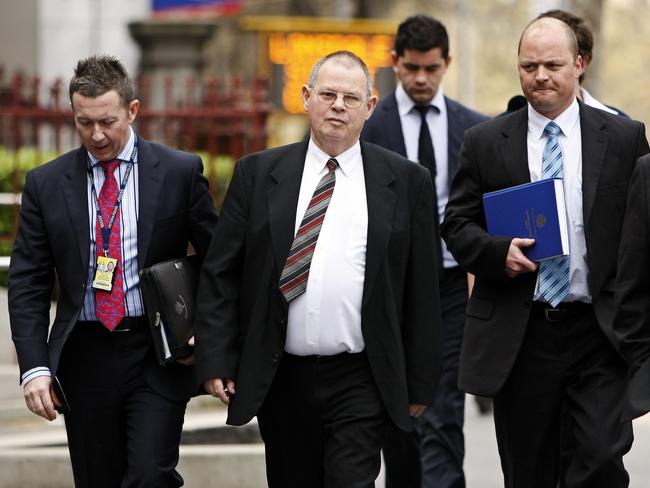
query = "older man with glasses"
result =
(194, 50, 443, 488)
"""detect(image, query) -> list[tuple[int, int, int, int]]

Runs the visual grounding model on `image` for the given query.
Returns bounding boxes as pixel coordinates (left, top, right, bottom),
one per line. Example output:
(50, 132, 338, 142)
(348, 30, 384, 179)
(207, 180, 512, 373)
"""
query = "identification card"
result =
(92, 255, 118, 291)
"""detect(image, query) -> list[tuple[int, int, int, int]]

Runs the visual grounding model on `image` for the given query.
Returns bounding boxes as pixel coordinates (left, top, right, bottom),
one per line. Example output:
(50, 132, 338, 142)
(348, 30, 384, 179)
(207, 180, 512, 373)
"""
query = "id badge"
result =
(92, 255, 118, 291)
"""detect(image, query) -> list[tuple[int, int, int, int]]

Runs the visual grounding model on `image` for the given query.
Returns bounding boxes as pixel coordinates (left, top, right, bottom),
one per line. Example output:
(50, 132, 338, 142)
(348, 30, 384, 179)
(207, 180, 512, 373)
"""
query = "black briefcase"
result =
(139, 255, 199, 365)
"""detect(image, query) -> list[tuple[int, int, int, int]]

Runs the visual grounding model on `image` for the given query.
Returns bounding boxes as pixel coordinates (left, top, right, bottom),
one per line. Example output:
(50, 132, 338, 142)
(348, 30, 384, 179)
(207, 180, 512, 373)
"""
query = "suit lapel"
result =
(136, 140, 164, 269)
(579, 104, 609, 227)
(498, 108, 531, 186)
(63, 148, 90, 270)
(361, 142, 397, 308)
(268, 140, 309, 275)
(382, 93, 408, 157)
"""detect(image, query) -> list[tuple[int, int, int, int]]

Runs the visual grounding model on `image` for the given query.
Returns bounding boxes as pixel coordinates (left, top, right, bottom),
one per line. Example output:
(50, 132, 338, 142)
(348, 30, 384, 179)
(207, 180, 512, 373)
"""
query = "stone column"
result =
(128, 20, 216, 109)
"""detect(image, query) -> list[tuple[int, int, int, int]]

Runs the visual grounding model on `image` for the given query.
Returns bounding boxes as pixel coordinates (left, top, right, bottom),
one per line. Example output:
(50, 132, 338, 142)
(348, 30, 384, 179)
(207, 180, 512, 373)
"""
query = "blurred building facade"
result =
(0, 0, 649, 144)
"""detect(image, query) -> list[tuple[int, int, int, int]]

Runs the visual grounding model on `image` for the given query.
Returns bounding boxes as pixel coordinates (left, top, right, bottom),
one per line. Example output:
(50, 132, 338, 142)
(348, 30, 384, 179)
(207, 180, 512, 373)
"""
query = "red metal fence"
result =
(0, 68, 271, 243)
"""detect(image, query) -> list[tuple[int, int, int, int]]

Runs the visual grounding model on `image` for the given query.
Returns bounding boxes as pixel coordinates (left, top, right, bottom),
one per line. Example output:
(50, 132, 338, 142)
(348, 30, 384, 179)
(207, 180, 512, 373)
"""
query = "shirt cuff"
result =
(21, 367, 51, 386)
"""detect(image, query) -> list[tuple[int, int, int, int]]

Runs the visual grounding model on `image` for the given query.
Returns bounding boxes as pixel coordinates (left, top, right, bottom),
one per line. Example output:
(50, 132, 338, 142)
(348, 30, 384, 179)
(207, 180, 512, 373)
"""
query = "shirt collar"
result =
(87, 127, 138, 168)
(307, 138, 362, 177)
(395, 83, 444, 118)
(528, 98, 580, 140)
(580, 87, 619, 115)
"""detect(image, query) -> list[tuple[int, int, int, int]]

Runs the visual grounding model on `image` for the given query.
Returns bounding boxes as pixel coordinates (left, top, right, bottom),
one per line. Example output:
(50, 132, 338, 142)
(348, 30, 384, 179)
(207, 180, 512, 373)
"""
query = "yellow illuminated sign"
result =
(268, 32, 394, 114)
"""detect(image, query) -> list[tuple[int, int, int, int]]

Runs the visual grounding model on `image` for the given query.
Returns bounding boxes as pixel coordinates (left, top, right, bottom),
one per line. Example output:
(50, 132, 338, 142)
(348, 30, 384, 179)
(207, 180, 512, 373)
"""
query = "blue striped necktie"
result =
(538, 121, 570, 307)
(279, 158, 338, 302)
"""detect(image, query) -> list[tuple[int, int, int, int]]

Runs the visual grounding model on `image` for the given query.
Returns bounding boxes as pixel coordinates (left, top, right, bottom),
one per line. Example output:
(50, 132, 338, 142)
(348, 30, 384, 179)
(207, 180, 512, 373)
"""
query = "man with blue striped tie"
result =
(442, 17, 649, 488)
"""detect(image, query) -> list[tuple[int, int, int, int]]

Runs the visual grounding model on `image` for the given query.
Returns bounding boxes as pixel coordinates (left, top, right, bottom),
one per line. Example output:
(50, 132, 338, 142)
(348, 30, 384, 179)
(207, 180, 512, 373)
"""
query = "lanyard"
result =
(87, 138, 138, 254)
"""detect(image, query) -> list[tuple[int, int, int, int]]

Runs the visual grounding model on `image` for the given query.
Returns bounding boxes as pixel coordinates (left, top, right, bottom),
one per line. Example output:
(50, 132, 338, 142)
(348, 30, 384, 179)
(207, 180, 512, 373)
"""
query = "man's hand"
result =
(409, 404, 427, 417)
(505, 238, 538, 278)
(23, 376, 61, 421)
(176, 336, 195, 366)
(203, 377, 236, 405)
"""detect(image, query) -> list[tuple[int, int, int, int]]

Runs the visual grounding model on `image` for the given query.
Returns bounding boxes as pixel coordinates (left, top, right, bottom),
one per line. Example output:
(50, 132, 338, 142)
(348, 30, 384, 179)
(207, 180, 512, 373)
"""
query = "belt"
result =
(283, 350, 367, 364)
(530, 301, 592, 323)
(113, 317, 147, 332)
(77, 317, 147, 332)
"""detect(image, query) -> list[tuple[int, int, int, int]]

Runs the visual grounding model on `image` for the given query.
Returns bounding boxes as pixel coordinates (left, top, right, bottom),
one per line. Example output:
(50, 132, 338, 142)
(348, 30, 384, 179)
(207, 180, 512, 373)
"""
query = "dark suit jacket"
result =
(614, 153, 650, 417)
(8, 138, 218, 401)
(361, 92, 489, 191)
(441, 102, 649, 397)
(194, 139, 442, 431)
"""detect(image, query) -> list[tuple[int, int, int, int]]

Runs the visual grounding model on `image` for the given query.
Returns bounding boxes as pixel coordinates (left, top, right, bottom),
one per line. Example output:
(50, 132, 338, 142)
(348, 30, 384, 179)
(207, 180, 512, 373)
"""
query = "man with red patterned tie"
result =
(8, 55, 217, 487)
(194, 50, 443, 487)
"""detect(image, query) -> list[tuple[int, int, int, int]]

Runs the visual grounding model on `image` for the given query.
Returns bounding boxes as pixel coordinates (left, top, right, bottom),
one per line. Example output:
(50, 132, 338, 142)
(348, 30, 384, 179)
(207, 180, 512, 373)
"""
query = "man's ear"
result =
(301, 85, 310, 112)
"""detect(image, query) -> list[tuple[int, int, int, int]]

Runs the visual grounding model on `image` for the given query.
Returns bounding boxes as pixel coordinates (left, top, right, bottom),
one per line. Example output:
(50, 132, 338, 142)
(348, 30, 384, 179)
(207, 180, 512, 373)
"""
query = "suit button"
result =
(524, 300, 531, 308)
(272, 353, 282, 364)
(279, 318, 286, 326)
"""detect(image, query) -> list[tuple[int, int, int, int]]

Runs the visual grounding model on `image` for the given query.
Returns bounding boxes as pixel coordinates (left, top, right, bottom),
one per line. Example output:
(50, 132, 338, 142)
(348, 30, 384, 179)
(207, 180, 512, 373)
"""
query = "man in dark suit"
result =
(441, 18, 648, 487)
(194, 50, 442, 487)
(361, 15, 487, 488)
(8, 55, 218, 487)
(614, 154, 650, 419)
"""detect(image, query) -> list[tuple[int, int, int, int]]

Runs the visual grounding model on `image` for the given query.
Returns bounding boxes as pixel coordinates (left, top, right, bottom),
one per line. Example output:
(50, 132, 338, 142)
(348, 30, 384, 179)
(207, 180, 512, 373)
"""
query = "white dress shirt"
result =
(285, 139, 368, 356)
(395, 83, 456, 268)
(580, 87, 619, 115)
(527, 100, 591, 302)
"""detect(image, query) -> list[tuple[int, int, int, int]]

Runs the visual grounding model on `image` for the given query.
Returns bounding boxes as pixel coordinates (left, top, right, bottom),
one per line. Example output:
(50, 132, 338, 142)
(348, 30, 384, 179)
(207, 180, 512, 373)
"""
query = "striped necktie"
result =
(279, 158, 338, 302)
(538, 121, 570, 307)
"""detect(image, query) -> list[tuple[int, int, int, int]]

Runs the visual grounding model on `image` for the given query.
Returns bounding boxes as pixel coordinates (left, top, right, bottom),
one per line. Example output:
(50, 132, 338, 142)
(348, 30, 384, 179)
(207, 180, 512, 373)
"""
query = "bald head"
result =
(519, 17, 579, 59)
(517, 16, 583, 119)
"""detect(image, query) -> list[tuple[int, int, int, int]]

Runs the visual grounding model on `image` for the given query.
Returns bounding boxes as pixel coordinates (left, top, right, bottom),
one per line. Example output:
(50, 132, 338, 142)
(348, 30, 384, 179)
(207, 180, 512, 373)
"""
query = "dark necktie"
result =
(279, 158, 338, 302)
(94, 160, 126, 330)
(415, 105, 443, 269)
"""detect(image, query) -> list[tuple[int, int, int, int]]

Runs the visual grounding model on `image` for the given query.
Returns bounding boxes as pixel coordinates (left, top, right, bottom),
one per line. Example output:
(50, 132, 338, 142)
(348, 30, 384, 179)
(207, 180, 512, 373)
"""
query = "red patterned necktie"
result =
(279, 158, 338, 302)
(94, 160, 126, 331)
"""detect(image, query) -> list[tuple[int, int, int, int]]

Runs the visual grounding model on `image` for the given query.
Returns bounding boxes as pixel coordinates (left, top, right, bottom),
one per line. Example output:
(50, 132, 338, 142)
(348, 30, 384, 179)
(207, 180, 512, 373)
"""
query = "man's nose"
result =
(91, 125, 104, 141)
(331, 93, 346, 110)
(534, 67, 549, 81)
(415, 68, 428, 83)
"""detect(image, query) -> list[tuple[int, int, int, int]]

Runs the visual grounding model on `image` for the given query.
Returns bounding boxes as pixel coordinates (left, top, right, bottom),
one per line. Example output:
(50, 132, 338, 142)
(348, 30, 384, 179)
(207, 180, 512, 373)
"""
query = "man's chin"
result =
(407, 91, 434, 105)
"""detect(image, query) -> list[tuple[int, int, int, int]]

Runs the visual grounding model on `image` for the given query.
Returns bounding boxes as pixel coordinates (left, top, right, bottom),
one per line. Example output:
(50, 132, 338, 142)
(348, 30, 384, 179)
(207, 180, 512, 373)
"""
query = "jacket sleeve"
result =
(441, 129, 512, 281)
(615, 157, 650, 375)
(194, 158, 250, 383)
(403, 170, 443, 405)
(8, 170, 55, 377)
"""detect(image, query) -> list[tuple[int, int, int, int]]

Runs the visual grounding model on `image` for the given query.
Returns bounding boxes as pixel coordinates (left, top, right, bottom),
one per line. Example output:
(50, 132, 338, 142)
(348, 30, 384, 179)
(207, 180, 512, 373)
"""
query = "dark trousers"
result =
(493, 304, 631, 488)
(58, 321, 187, 488)
(384, 266, 467, 488)
(257, 351, 390, 488)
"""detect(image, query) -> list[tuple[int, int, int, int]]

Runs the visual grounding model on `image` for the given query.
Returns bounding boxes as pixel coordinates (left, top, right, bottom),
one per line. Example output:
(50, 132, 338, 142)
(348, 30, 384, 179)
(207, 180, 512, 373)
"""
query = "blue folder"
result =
(482, 178, 569, 261)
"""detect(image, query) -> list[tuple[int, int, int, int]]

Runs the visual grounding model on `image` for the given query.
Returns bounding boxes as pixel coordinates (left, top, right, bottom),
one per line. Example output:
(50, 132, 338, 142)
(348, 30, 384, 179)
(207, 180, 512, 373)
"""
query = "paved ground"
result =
(462, 396, 650, 488)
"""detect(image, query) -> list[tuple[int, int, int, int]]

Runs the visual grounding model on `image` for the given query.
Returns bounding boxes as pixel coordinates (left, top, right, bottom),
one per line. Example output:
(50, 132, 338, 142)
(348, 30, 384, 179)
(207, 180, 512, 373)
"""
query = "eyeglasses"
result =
(311, 89, 367, 109)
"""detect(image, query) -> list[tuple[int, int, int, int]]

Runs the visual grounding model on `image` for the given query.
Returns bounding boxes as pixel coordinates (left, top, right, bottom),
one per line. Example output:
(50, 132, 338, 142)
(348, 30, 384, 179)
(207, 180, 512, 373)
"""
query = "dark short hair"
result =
(393, 15, 449, 59)
(69, 55, 134, 107)
(308, 50, 372, 97)
(537, 9, 593, 83)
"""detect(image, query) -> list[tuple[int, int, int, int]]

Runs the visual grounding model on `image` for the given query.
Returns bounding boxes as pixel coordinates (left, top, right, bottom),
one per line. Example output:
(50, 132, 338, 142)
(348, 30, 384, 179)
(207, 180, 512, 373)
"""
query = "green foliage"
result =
(0, 147, 236, 276)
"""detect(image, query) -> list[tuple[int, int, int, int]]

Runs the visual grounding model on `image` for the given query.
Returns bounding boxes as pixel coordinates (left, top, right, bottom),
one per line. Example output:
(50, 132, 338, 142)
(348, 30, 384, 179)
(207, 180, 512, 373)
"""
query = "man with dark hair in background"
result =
(8, 55, 218, 487)
(362, 14, 487, 488)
